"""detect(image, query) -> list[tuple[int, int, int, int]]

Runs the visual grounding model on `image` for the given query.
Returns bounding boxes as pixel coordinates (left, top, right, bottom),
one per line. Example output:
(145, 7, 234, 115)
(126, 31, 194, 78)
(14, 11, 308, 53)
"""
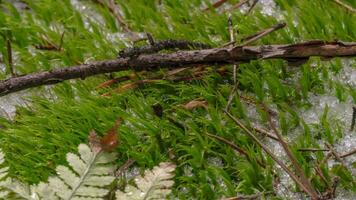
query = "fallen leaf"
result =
(182, 99, 208, 110)
(100, 118, 122, 152)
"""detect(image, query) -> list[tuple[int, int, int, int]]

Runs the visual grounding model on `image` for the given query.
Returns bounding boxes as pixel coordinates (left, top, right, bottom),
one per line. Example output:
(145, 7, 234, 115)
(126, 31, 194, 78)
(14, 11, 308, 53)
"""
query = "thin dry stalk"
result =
(340, 148, 356, 158)
(298, 148, 329, 152)
(263, 104, 319, 199)
(252, 125, 279, 141)
(115, 159, 135, 177)
(94, 0, 131, 32)
(223, 110, 316, 199)
(333, 0, 356, 13)
(350, 106, 356, 131)
(325, 143, 348, 168)
(246, 0, 259, 15)
(206, 132, 248, 157)
(240, 22, 286, 46)
(203, 0, 228, 11)
(6, 39, 15, 77)
(225, 15, 240, 111)
(224, 0, 249, 12)
(58, 31, 65, 51)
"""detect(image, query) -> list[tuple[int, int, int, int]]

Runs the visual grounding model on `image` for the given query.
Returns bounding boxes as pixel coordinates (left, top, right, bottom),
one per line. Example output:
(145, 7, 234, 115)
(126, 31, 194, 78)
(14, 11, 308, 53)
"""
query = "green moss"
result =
(0, 0, 355, 198)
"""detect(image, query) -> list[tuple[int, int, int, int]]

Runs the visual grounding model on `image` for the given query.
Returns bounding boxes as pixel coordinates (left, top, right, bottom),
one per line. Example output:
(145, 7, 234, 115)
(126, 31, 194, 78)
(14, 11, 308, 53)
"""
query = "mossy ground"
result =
(0, 0, 355, 199)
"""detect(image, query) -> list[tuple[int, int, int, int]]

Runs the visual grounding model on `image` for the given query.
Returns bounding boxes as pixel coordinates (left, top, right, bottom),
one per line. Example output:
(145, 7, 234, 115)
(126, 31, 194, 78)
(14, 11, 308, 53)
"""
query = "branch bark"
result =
(1, 40, 356, 96)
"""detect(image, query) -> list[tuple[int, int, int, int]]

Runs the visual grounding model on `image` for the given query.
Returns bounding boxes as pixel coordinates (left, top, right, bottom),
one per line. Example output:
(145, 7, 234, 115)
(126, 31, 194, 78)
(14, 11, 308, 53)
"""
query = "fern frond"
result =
(33, 143, 117, 200)
(0, 150, 34, 199)
(0, 150, 10, 199)
(116, 162, 176, 200)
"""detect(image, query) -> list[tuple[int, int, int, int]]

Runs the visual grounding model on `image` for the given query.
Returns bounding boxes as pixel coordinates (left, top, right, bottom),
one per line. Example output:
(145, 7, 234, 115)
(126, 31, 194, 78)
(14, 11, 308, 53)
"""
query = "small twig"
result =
(6, 39, 15, 77)
(146, 33, 155, 46)
(240, 22, 286, 46)
(246, 0, 259, 15)
(350, 105, 356, 131)
(240, 94, 278, 117)
(35, 32, 65, 51)
(322, 176, 340, 200)
(224, 0, 249, 12)
(226, 15, 240, 111)
(333, 0, 356, 13)
(252, 125, 279, 141)
(58, 31, 65, 51)
(298, 148, 329, 152)
(263, 104, 319, 200)
(115, 159, 135, 177)
(340, 147, 356, 158)
(223, 110, 316, 199)
(314, 165, 330, 188)
(325, 143, 345, 166)
(225, 84, 238, 111)
(206, 132, 248, 157)
(94, 0, 131, 32)
(203, 0, 228, 11)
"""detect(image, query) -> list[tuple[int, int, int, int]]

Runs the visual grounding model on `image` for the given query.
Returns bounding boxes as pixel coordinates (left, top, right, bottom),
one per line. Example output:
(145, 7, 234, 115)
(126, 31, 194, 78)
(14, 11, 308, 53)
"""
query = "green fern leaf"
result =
(116, 162, 176, 200)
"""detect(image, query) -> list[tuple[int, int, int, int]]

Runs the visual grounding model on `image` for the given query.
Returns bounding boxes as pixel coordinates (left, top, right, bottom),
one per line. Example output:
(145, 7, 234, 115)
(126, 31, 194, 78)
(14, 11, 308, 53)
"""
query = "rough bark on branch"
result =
(0, 40, 356, 96)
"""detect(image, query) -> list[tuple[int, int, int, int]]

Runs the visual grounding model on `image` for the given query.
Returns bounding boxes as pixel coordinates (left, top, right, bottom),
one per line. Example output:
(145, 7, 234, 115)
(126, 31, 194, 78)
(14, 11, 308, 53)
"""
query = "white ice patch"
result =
(0, 91, 28, 119)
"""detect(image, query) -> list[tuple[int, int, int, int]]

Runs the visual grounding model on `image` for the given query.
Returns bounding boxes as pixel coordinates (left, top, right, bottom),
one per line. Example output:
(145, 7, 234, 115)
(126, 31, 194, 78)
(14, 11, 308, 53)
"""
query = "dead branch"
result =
(1, 40, 356, 97)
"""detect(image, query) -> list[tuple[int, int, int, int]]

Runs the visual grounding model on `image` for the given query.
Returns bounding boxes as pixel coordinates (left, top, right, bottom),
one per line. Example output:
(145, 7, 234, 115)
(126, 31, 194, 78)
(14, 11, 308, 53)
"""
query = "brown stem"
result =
(241, 22, 286, 46)
(203, 0, 228, 11)
(340, 147, 356, 158)
(114, 159, 135, 177)
(6, 39, 15, 77)
(1, 40, 356, 97)
(333, 0, 356, 13)
(94, 0, 131, 32)
(225, 0, 249, 12)
(350, 105, 356, 131)
(263, 104, 319, 199)
(246, 0, 259, 15)
(224, 110, 317, 199)
(298, 148, 329, 152)
(206, 132, 249, 157)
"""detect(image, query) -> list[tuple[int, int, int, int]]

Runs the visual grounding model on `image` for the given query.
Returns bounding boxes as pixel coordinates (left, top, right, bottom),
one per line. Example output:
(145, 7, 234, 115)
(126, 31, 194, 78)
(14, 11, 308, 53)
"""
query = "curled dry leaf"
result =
(100, 118, 122, 152)
(182, 99, 208, 110)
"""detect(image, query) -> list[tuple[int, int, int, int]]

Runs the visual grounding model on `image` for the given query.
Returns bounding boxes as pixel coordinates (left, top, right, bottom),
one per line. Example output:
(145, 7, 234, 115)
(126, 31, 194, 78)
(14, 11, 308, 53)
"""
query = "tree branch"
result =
(1, 40, 356, 96)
